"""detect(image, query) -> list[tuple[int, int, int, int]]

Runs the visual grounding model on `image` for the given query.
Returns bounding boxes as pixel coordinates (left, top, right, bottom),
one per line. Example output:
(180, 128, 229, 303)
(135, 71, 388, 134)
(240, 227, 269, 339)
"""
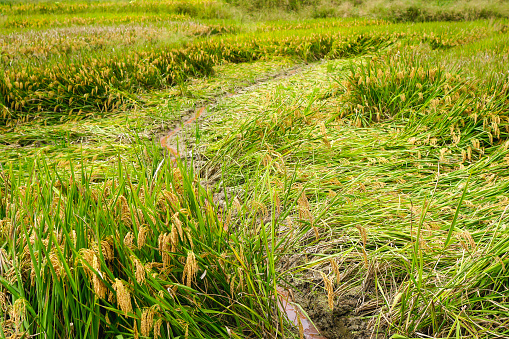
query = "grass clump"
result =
(379, 0, 509, 22)
(0, 13, 191, 30)
(0, 0, 222, 16)
(344, 55, 459, 122)
(0, 148, 290, 338)
(344, 35, 509, 150)
(0, 0, 235, 30)
(195, 24, 509, 337)
(224, 0, 509, 21)
(0, 47, 216, 124)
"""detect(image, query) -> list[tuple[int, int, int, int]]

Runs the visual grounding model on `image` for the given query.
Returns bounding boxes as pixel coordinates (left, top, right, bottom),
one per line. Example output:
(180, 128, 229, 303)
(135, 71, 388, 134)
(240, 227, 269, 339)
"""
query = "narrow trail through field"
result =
(159, 61, 320, 161)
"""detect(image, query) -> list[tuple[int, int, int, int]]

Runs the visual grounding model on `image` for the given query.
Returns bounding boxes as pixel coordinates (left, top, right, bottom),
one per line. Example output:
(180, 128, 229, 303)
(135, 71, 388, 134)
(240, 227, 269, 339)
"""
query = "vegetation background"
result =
(0, 0, 508, 338)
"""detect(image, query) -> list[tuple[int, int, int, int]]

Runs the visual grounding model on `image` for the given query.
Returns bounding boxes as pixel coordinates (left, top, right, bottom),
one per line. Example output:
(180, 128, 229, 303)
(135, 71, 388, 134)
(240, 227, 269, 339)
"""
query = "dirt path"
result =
(158, 61, 323, 161)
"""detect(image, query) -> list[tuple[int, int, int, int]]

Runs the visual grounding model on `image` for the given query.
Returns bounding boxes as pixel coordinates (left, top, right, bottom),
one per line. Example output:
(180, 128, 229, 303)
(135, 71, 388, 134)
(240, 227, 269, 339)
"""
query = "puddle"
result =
(277, 287, 328, 339)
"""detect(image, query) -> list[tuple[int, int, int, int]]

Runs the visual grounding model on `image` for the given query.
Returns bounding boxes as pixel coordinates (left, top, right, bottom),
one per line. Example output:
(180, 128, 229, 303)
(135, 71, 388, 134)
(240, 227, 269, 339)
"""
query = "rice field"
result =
(1, 0, 509, 338)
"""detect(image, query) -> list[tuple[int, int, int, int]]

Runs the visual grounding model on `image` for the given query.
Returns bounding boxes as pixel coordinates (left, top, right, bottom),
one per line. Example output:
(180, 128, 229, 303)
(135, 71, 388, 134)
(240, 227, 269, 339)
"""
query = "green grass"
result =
(0, 58, 298, 172)
(0, 56, 309, 335)
(0, 0, 220, 16)
(0, 152, 293, 338)
(0, 22, 399, 124)
(2, 1, 509, 338)
(3, 19, 499, 125)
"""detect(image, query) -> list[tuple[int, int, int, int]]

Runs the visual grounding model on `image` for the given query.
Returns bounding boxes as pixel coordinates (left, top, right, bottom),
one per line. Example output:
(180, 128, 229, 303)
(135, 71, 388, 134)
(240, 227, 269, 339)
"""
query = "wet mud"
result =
(286, 278, 383, 339)
(277, 287, 328, 339)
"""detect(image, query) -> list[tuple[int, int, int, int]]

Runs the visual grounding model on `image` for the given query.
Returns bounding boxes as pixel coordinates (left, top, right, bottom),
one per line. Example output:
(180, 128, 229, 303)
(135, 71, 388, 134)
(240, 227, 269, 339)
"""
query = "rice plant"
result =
(0, 145, 293, 338)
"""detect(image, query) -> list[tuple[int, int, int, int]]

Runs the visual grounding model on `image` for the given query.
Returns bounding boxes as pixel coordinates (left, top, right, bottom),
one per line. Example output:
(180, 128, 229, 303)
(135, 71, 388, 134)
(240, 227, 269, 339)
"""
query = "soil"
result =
(278, 254, 381, 339)
(293, 285, 374, 339)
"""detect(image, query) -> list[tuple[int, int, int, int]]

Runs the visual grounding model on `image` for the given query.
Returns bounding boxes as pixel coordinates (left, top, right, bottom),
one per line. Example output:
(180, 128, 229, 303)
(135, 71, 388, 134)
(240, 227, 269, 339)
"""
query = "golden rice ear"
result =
(297, 190, 312, 223)
(232, 196, 242, 213)
(11, 298, 27, 334)
(137, 225, 150, 249)
(320, 272, 335, 311)
(158, 232, 172, 268)
(273, 190, 281, 215)
(356, 225, 369, 268)
(157, 190, 179, 212)
(48, 249, 63, 279)
(356, 225, 367, 247)
(0, 290, 8, 316)
(92, 254, 107, 299)
(318, 121, 331, 149)
(114, 278, 132, 315)
(140, 307, 155, 337)
(78, 248, 95, 277)
(458, 230, 476, 251)
(261, 152, 272, 166)
(169, 226, 179, 254)
(171, 168, 184, 195)
(133, 318, 139, 339)
(153, 318, 163, 339)
(123, 232, 134, 249)
(297, 314, 304, 339)
(182, 251, 198, 287)
(330, 258, 341, 285)
(131, 256, 145, 285)
(101, 237, 114, 261)
(118, 195, 131, 225)
(172, 212, 183, 239)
